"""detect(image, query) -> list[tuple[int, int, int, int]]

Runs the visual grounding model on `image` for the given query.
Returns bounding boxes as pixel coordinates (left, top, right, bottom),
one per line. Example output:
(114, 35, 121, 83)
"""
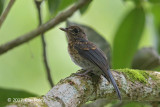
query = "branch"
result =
(81, 99, 111, 107)
(0, 0, 15, 29)
(0, 0, 91, 55)
(7, 69, 160, 107)
(35, 0, 54, 87)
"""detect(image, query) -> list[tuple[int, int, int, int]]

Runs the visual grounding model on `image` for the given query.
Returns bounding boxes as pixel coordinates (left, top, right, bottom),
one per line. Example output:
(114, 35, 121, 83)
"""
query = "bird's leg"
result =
(75, 69, 92, 76)
(75, 69, 93, 79)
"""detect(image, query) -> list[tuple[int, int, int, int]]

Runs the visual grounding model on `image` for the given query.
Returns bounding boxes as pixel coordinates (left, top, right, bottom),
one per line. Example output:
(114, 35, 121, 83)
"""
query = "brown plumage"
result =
(60, 26, 121, 100)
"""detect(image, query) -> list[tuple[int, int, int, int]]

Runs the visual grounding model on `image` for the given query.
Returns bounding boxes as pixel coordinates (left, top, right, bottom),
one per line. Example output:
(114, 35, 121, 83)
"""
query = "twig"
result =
(35, 0, 54, 87)
(0, 0, 91, 55)
(0, 0, 15, 29)
(7, 69, 160, 106)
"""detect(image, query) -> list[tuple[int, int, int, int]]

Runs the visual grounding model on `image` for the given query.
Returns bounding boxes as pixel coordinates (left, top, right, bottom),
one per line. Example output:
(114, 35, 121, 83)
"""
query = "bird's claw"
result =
(74, 71, 91, 79)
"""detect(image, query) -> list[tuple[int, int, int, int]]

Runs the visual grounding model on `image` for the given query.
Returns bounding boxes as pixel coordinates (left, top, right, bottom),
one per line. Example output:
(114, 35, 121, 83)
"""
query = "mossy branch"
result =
(7, 69, 160, 107)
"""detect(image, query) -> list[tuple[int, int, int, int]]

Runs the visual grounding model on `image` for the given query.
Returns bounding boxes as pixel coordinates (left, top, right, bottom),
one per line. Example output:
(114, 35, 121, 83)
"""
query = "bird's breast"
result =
(68, 43, 94, 69)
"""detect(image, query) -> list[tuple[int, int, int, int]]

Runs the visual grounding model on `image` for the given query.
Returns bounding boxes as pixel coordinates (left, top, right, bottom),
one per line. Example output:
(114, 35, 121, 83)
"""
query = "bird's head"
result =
(60, 26, 87, 42)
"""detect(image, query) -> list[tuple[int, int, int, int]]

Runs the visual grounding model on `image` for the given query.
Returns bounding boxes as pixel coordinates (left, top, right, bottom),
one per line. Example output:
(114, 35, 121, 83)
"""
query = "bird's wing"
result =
(74, 41, 121, 100)
(74, 41, 109, 75)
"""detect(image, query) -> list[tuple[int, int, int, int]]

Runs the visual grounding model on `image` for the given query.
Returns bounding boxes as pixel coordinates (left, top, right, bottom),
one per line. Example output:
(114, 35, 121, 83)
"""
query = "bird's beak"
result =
(60, 27, 68, 32)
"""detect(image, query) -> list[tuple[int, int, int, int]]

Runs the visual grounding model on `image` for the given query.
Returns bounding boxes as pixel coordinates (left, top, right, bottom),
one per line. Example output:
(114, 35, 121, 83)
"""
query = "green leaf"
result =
(123, 0, 144, 5)
(151, 4, 160, 53)
(0, 0, 4, 15)
(158, 26, 160, 54)
(57, 0, 76, 12)
(48, 0, 61, 14)
(48, 0, 76, 15)
(112, 7, 145, 69)
(80, 1, 91, 14)
(149, 0, 160, 3)
(0, 87, 37, 106)
(151, 4, 160, 26)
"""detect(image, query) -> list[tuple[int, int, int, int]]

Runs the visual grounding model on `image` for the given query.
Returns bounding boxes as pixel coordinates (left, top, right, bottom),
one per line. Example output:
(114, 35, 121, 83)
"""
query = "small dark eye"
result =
(72, 28, 79, 34)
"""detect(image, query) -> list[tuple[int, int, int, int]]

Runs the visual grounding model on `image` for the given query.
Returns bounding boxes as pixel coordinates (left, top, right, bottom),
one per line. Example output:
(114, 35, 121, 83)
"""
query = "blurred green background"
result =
(0, 0, 160, 106)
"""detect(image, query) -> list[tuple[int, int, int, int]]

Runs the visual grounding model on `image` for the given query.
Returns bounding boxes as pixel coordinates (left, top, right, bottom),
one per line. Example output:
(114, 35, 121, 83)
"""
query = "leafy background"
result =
(0, 0, 160, 106)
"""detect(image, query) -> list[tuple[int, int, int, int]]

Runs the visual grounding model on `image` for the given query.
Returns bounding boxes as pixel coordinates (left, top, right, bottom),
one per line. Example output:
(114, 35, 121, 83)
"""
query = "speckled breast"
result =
(68, 43, 94, 69)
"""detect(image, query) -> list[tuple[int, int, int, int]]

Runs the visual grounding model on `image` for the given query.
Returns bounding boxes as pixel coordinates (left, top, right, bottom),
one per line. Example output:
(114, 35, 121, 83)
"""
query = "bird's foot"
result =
(75, 69, 92, 79)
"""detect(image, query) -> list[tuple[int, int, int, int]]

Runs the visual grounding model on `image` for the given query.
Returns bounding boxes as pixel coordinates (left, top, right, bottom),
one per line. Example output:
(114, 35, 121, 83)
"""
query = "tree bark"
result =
(6, 69, 160, 107)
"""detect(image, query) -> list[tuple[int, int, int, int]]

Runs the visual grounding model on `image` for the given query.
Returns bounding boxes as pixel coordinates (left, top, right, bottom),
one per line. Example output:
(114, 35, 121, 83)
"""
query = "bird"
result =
(60, 26, 121, 100)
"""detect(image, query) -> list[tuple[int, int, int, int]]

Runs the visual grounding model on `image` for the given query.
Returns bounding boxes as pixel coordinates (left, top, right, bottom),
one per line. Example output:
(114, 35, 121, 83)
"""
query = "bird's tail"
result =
(104, 69, 122, 100)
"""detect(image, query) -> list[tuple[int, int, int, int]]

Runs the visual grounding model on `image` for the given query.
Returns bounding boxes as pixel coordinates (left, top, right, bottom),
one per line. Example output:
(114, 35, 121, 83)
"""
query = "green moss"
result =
(117, 68, 149, 83)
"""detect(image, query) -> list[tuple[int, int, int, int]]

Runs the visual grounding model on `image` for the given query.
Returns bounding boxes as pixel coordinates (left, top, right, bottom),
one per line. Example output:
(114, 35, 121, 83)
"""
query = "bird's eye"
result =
(72, 28, 79, 34)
